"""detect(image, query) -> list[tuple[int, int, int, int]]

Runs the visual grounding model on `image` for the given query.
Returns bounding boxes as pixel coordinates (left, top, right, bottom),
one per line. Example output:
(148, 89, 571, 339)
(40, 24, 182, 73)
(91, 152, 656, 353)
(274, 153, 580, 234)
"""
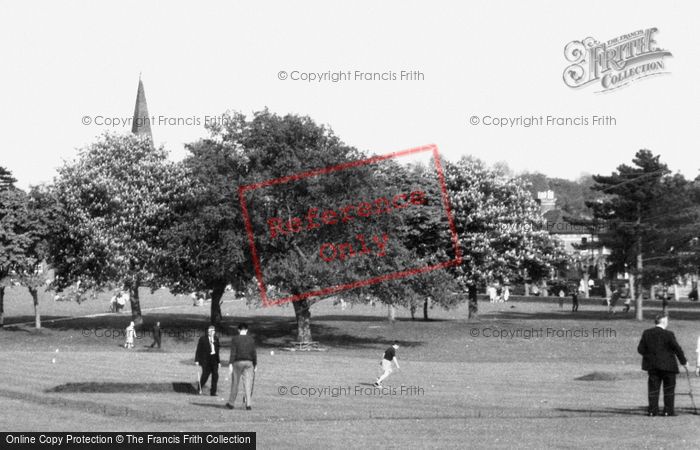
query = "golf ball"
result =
(270, 351, 274, 356)
(51, 358, 56, 364)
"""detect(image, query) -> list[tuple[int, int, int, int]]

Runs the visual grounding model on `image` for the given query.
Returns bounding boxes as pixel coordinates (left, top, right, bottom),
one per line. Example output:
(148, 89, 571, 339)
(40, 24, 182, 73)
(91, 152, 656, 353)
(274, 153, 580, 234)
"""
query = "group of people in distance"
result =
(109, 290, 129, 313)
(487, 285, 510, 303)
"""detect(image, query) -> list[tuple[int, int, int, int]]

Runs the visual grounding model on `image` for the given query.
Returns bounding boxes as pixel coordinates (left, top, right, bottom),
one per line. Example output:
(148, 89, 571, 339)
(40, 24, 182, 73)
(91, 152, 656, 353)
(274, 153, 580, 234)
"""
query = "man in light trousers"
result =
(226, 323, 257, 410)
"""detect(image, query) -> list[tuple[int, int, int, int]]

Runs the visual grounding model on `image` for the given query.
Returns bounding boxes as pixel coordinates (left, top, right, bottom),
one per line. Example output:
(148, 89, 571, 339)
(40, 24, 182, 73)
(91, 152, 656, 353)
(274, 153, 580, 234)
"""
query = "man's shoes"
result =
(647, 412, 657, 417)
(663, 411, 676, 416)
(225, 403, 234, 410)
(210, 393, 217, 397)
(246, 406, 252, 410)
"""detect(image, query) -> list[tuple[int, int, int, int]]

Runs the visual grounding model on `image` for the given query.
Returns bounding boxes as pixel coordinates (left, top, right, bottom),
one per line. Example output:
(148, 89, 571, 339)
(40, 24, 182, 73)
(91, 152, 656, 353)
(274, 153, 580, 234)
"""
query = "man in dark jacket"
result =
(149, 321, 162, 349)
(225, 323, 257, 410)
(637, 314, 688, 416)
(195, 326, 220, 396)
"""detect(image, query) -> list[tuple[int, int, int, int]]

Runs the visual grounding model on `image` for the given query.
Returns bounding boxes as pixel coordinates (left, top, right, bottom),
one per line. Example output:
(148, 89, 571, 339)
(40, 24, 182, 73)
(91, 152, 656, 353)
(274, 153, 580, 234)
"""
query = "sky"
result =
(1, 0, 699, 190)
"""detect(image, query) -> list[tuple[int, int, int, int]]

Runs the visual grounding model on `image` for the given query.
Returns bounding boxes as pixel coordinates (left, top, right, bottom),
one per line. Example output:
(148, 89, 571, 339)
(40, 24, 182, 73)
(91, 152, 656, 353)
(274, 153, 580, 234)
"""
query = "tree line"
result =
(2, 111, 698, 338)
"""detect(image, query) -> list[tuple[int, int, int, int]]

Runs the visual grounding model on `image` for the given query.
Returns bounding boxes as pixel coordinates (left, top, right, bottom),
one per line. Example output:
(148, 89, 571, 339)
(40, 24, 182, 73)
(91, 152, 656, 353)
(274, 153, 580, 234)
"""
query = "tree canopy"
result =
(49, 133, 190, 326)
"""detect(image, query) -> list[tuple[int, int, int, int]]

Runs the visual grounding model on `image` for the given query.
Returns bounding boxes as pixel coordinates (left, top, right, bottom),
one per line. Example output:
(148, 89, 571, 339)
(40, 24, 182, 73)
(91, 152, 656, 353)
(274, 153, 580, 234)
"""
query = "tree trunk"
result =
(423, 298, 430, 321)
(30, 287, 40, 329)
(604, 279, 612, 298)
(628, 274, 635, 299)
(524, 283, 530, 296)
(635, 203, 644, 321)
(292, 299, 312, 343)
(129, 283, 143, 327)
(631, 274, 642, 321)
(0, 286, 4, 328)
(467, 284, 478, 320)
(388, 304, 396, 322)
(582, 273, 590, 298)
(210, 282, 226, 325)
(673, 277, 680, 301)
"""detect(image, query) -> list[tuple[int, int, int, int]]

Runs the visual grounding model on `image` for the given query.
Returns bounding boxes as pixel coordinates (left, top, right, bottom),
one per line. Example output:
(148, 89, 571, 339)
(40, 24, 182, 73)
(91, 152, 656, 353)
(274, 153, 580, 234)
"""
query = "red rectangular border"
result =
(238, 144, 462, 306)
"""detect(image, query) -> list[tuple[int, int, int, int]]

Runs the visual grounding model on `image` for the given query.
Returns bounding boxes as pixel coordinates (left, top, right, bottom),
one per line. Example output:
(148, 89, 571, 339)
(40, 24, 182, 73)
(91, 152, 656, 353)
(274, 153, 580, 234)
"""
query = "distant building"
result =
(537, 191, 609, 293)
(536, 191, 599, 254)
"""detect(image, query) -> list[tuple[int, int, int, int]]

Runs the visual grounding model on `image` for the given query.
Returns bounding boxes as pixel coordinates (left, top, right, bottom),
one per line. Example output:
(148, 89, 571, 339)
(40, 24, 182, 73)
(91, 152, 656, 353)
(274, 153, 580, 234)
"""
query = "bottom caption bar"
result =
(2, 432, 256, 449)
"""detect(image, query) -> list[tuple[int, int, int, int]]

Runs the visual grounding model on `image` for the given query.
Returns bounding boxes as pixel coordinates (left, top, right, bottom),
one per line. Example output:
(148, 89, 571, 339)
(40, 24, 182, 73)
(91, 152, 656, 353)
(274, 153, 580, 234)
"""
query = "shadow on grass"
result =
(2, 313, 426, 351)
(575, 371, 646, 381)
(190, 402, 229, 409)
(556, 406, 698, 416)
(46, 381, 199, 394)
(488, 309, 700, 322)
(317, 314, 449, 323)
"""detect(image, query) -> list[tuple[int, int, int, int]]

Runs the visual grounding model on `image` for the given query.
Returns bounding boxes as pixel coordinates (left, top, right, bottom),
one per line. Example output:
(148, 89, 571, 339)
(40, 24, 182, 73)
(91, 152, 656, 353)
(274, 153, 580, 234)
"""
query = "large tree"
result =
(587, 150, 674, 320)
(0, 178, 53, 328)
(379, 160, 462, 320)
(49, 133, 190, 326)
(157, 125, 253, 325)
(0, 166, 16, 191)
(0, 173, 22, 327)
(201, 110, 447, 341)
(446, 157, 567, 317)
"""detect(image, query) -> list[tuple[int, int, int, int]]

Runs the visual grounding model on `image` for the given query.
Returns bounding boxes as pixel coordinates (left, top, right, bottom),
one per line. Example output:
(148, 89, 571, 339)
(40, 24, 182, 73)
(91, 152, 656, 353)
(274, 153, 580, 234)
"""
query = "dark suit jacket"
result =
(195, 335, 220, 366)
(637, 326, 687, 373)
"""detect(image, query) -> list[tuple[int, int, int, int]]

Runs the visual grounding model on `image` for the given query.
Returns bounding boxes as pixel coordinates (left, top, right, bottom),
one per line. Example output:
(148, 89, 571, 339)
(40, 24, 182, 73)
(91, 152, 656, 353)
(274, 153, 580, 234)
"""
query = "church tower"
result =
(132, 75, 152, 140)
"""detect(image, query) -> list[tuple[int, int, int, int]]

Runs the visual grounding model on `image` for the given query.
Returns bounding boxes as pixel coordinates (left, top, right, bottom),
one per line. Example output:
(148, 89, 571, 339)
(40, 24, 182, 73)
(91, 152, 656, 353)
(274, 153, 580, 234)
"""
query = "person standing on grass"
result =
(124, 321, 135, 349)
(571, 289, 579, 312)
(696, 335, 700, 377)
(195, 326, 220, 396)
(149, 321, 162, 349)
(226, 323, 257, 410)
(637, 314, 688, 416)
(608, 288, 621, 314)
(622, 293, 632, 313)
(374, 342, 400, 387)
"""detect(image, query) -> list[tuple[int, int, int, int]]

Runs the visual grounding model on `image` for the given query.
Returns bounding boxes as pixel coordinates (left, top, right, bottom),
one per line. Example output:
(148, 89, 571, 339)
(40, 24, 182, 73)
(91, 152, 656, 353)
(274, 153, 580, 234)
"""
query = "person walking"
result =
(374, 342, 400, 387)
(571, 289, 579, 312)
(695, 335, 700, 377)
(124, 321, 135, 349)
(226, 323, 257, 410)
(637, 314, 688, 416)
(195, 326, 220, 396)
(622, 287, 632, 313)
(149, 321, 162, 349)
(608, 288, 622, 314)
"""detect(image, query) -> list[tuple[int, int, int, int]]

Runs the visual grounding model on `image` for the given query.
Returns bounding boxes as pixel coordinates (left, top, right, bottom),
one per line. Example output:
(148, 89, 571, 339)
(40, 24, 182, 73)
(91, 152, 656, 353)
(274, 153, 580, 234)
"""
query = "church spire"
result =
(131, 75, 152, 140)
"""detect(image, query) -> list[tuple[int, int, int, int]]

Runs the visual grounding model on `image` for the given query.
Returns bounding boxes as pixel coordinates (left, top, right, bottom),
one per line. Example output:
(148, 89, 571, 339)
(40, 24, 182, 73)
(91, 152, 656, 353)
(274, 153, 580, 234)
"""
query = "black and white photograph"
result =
(1, 1, 700, 448)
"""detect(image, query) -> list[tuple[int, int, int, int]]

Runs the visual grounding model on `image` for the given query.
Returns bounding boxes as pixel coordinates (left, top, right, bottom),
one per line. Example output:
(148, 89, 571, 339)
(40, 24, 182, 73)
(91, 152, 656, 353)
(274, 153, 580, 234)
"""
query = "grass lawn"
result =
(1, 286, 699, 449)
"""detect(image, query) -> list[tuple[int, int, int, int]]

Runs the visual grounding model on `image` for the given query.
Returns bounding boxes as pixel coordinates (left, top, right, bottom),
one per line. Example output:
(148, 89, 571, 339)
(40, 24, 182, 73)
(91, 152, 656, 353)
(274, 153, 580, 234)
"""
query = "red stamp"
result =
(238, 144, 461, 306)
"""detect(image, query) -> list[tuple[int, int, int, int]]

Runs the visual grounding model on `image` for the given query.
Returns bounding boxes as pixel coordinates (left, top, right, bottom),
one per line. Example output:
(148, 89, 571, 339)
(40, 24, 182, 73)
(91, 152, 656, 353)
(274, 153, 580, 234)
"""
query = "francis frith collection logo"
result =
(563, 28, 672, 93)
